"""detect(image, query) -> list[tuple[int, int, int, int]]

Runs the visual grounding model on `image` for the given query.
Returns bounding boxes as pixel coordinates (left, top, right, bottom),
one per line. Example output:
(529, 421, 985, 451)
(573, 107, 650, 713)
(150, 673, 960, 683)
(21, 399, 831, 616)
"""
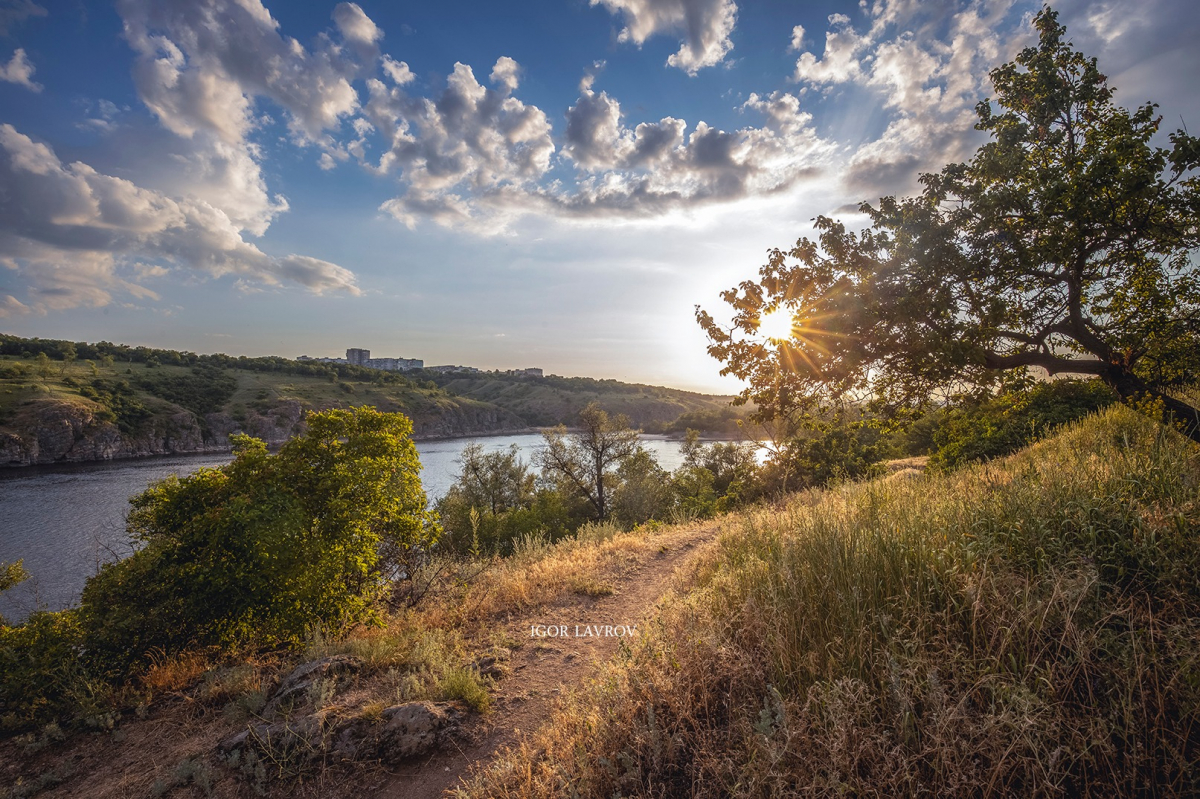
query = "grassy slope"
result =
(463, 405, 1200, 797)
(0, 358, 474, 421)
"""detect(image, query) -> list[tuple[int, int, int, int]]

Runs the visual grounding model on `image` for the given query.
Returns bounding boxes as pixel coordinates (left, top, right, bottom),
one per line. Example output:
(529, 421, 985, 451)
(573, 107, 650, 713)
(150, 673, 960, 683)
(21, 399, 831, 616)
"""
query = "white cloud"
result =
(381, 55, 414, 85)
(332, 2, 381, 46)
(792, 16, 869, 84)
(590, 0, 738, 75)
(117, 0, 368, 148)
(364, 58, 555, 230)
(0, 48, 41, 92)
(789, 25, 805, 51)
(791, 0, 1024, 197)
(517, 87, 833, 219)
(0, 124, 358, 314)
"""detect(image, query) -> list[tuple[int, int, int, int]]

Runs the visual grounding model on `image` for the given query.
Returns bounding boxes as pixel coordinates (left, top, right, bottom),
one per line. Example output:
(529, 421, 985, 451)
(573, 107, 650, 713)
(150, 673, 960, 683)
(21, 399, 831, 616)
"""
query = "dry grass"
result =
(458, 405, 1200, 797)
(139, 651, 211, 696)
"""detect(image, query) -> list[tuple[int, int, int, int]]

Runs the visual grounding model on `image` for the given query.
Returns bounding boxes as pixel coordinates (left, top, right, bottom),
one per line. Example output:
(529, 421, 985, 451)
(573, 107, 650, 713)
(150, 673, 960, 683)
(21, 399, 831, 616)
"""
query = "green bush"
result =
(930, 379, 1118, 469)
(78, 408, 435, 668)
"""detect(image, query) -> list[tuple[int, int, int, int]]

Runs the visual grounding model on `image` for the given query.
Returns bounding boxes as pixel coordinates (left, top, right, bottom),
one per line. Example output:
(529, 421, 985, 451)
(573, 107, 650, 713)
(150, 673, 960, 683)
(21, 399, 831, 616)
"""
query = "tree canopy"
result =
(536, 402, 639, 521)
(698, 8, 1200, 443)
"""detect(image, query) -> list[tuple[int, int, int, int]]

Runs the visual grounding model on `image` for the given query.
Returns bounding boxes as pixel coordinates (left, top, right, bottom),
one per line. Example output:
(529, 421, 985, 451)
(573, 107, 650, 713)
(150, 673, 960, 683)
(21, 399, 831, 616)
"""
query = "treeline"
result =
(420, 368, 715, 400)
(0, 334, 426, 388)
(433, 380, 1120, 557)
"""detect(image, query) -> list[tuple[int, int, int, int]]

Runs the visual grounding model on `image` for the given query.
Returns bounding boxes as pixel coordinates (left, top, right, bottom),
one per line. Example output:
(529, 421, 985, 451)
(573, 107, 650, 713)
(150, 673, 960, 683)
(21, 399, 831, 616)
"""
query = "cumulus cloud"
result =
(363, 57, 554, 229)
(590, 0, 738, 74)
(0, 124, 358, 314)
(360, 47, 833, 231)
(381, 55, 414, 85)
(790, 0, 1025, 197)
(514, 86, 832, 219)
(332, 2, 381, 46)
(0, 48, 40, 91)
(117, 0, 370, 148)
(789, 24, 805, 51)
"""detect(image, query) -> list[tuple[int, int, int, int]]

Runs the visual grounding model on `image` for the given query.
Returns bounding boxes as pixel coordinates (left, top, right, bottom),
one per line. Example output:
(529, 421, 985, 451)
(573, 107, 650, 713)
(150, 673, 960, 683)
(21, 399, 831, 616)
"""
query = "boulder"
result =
(332, 701, 462, 763)
(262, 655, 363, 717)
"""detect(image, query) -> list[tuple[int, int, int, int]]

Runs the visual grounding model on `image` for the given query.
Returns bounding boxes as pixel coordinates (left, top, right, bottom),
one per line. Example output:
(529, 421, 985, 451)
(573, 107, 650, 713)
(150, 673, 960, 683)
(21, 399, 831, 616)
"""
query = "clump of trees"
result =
(0, 407, 435, 731)
(435, 402, 764, 555)
(698, 9, 1200, 456)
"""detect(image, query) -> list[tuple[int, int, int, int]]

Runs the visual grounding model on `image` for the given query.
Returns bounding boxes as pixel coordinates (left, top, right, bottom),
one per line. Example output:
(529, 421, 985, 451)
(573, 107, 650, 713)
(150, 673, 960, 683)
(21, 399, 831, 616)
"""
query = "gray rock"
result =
(262, 655, 363, 717)
(332, 701, 462, 763)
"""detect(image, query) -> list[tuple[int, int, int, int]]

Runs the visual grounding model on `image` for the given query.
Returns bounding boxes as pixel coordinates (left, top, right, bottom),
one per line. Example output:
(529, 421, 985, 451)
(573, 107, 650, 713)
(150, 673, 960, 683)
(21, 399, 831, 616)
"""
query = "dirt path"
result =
(374, 522, 721, 798)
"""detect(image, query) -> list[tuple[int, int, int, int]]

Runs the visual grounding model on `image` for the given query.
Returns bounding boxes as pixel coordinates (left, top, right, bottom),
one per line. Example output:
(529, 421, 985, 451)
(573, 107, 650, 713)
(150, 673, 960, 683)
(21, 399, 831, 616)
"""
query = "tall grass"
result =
(461, 405, 1200, 797)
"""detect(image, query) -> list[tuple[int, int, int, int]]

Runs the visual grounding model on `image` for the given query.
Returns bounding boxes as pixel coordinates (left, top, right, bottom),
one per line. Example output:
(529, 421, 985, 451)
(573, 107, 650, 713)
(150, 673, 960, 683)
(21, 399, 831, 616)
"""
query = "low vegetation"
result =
(461, 404, 1200, 796)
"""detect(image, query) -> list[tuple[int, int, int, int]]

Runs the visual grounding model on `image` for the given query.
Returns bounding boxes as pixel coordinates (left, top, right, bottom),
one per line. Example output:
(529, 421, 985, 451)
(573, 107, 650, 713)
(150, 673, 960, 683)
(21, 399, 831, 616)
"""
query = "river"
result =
(0, 434, 689, 621)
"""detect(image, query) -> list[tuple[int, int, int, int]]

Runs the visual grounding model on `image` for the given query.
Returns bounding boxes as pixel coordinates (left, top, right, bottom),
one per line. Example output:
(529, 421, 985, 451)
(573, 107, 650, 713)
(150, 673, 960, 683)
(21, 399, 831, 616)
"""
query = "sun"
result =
(757, 308, 794, 342)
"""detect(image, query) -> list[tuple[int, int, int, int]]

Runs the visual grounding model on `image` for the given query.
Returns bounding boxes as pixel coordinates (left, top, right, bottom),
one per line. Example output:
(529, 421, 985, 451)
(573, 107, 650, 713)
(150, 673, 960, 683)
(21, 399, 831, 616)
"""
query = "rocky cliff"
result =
(0, 397, 527, 468)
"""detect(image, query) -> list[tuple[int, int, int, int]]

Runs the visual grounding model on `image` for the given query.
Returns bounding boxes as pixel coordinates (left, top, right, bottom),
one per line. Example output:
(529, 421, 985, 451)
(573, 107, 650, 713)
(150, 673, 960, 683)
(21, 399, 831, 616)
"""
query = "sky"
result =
(0, 0, 1197, 393)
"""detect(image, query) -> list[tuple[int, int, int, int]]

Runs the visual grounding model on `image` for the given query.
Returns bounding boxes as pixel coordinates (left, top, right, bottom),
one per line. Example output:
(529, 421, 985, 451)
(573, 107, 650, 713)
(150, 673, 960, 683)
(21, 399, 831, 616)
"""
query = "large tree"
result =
(537, 402, 639, 521)
(698, 9, 1200, 443)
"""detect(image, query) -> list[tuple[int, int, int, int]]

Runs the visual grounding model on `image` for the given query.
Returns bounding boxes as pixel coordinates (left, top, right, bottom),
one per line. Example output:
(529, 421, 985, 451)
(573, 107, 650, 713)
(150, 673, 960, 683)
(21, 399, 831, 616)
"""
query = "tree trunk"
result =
(1101, 365, 1200, 445)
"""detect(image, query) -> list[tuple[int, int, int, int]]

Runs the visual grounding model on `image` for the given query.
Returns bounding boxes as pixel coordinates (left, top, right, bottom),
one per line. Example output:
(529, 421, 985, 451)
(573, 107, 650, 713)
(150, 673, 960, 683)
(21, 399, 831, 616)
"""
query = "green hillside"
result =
(0, 335, 742, 467)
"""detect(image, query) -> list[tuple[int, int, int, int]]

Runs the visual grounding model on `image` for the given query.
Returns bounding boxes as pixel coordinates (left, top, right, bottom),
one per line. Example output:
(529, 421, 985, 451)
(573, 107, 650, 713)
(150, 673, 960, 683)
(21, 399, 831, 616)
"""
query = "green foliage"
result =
(77, 379, 154, 434)
(670, 430, 762, 518)
(698, 8, 1200, 442)
(0, 560, 28, 595)
(135, 364, 238, 417)
(435, 443, 576, 555)
(611, 447, 674, 527)
(78, 407, 435, 669)
(930, 378, 1118, 469)
(0, 560, 30, 627)
(0, 611, 102, 731)
(537, 403, 640, 522)
(783, 421, 890, 488)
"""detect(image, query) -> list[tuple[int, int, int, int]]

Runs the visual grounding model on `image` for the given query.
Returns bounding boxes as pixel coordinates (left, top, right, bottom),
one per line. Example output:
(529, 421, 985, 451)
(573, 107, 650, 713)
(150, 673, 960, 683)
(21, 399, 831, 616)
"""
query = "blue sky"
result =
(1, 0, 1197, 392)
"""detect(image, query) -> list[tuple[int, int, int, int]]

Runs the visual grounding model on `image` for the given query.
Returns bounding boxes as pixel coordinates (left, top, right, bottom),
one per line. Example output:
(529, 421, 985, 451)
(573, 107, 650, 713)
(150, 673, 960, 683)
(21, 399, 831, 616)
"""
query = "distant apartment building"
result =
(503, 367, 543, 377)
(297, 349, 422, 371)
(297, 355, 348, 364)
(366, 356, 424, 372)
(428, 365, 482, 374)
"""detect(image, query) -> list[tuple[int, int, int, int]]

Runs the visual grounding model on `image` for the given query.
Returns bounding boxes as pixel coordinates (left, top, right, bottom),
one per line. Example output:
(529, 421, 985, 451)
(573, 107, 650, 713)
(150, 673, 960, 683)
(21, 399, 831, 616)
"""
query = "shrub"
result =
(930, 378, 1118, 469)
(78, 407, 436, 669)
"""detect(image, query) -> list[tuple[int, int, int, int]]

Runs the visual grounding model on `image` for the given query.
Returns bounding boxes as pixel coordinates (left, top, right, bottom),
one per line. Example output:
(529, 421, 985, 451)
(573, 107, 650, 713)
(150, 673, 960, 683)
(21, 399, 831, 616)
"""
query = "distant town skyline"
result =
(1, 0, 1197, 393)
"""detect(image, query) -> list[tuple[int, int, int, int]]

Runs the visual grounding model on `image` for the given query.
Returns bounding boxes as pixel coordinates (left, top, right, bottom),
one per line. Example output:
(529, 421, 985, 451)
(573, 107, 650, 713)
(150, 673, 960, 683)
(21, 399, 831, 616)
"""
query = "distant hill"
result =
(418, 369, 738, 429)
(0, 336, 742, 467)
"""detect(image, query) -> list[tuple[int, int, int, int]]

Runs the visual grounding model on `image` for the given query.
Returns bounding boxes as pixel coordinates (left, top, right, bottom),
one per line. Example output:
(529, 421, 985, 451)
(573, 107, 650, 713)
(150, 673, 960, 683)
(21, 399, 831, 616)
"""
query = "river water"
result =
(0, 434, 689, 620)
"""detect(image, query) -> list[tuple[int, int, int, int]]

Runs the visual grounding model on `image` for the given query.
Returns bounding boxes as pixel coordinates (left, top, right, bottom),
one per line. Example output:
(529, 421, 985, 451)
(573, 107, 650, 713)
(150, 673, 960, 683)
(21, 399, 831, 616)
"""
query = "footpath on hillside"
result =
(375, 521, 722, 798)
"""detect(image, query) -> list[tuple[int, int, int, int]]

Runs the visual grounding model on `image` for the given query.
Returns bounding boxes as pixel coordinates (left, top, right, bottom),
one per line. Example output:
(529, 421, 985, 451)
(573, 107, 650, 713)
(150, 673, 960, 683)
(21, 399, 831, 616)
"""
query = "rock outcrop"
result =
(0, 395, 526, 468)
